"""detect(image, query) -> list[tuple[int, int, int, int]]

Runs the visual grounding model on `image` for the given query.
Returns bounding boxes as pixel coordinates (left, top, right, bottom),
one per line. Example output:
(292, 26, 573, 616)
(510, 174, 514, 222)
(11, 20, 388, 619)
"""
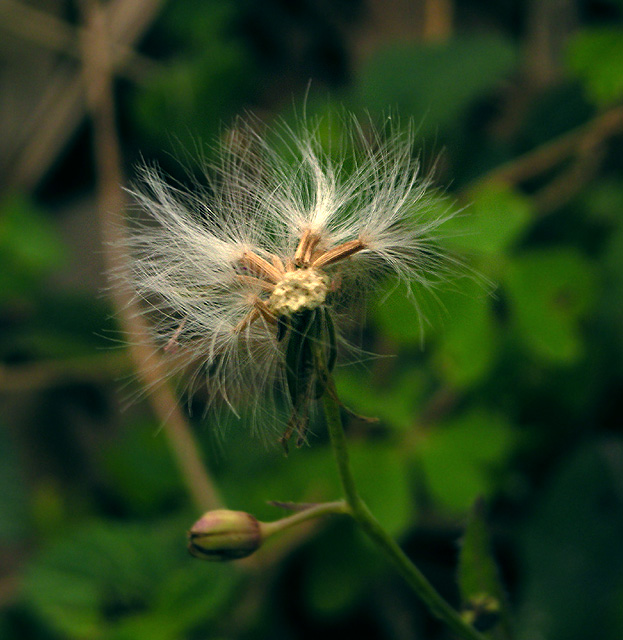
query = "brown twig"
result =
(4, 0, 163, 193)
(422, 0, 453, 42)
(78, 0, 221, 512)
(0, 353, 129, 392)
(0, 0, 158, 83)
(475, 104, 623, 195)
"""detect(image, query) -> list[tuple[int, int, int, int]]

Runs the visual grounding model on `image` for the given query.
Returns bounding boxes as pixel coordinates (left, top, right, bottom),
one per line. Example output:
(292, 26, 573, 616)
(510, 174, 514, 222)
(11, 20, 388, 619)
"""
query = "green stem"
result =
(260, 500, 349, 538)
(322, 386, 486, 640)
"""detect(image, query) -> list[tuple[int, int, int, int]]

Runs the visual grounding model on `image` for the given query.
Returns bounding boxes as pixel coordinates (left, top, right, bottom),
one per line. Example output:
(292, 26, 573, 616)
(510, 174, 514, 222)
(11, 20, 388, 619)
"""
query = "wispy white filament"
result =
(122, 114, 459, 434)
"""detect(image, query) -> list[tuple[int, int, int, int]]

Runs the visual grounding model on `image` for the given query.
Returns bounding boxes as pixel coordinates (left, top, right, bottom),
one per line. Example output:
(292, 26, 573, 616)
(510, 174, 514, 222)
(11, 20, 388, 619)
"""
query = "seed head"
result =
(268, 269, 329, 317)
(122, 114, 459, 440)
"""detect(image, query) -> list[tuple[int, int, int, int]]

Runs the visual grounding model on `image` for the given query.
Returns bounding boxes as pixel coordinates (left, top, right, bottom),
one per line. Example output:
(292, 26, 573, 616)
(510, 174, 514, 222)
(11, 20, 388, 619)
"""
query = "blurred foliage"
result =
(2, 1, 623, 639)
(358, 34, 518, 137)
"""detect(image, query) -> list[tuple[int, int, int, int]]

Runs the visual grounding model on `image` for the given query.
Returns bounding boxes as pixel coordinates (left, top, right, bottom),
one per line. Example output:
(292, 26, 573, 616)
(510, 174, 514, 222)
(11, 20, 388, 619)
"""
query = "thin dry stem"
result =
(6, 0, 162, 192)
(476, 105, 623, 192)
(0, 0, 158, 82)
(79, 0, 221, 512)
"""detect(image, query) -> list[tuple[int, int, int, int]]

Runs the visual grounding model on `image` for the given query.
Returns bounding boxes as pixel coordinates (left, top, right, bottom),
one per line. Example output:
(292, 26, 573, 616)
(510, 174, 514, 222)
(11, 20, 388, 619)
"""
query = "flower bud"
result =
(188, 510, 262, 561)
(461, 593, 500, 632)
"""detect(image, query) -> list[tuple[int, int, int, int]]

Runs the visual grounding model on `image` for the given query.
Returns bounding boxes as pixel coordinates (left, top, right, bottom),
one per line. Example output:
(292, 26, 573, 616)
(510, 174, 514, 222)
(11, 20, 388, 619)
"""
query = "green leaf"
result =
(417, 409, 515, 512)
(459, 500, 512, 637)
(0, 424, 29, 541)
(517, 441, 623, 640)
(97, 420, 185, 516)
(23, 519, 240, 640)
(335, 366, 428, 432)
(567, 28, 623, 106)
(303, 522, 384, 618)
(372, 278, 439, 345)
(0, 194, 67, 299)
(1, 292, 113, 360)
(349, 442, 414, 536)
(504, 248, 597, 363)
(432, 278, 498, 387)
(130, 3, 255, 153)
(358, 35, 517, 135)
(443, 183, 533, 255)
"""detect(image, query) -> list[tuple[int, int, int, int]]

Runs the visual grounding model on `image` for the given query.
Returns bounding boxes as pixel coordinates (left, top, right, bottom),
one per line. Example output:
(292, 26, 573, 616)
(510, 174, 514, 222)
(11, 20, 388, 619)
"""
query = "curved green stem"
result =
(322, 385, 486, 640)
(260, 500, 349, 539)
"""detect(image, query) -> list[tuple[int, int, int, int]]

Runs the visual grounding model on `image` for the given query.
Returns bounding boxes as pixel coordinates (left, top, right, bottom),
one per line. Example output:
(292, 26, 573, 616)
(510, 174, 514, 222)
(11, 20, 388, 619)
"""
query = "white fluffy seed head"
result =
(121, 113, 462, 436)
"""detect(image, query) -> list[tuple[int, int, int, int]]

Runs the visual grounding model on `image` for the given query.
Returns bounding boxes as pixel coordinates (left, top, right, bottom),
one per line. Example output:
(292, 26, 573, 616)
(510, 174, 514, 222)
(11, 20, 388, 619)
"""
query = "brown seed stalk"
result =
(236, 274, 275, 291)
(294, 229, 322, 267)
(234, 307, 260, 333)
(234, 297, 277, 333)
(311, 239, 366, 269)
(164, 318, 187, 353)
(240, 250, 283, 283)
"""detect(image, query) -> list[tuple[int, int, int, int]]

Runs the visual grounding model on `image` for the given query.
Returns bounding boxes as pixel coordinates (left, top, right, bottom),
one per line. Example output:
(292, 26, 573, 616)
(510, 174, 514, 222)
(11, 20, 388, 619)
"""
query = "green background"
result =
(1, 1, 623, 638)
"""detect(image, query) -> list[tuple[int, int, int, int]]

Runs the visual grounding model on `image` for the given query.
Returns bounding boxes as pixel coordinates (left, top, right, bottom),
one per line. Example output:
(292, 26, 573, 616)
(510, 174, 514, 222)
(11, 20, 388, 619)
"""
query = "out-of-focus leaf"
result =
(1, 293, 113, 360)
(97, 420, 185, 515)
(504, 248, 596, 363)
(335, 366, 428, 432)
(432, 278, 497, 387)
(567, 28, 623, 106)
(23, 519, 240, 640)
(459, 500, 512, 637)
(216, 435, 337, 523)
(222, 436, 412, 536)
(131, 2, 255, 152)
(372, 278, 441, 345)
(444, 183, 533, 255)
(0, 195, 66, 299)
(349, 441, 413, 536)
(583, 179, 623, 224)
(417, 409, 515, 512)
(601, 218, 623, 353)
(358, 35, 517, 135)
(0, 424, 29, 541)
(304, 522, 383, 618)
(517, 441, 623, 640)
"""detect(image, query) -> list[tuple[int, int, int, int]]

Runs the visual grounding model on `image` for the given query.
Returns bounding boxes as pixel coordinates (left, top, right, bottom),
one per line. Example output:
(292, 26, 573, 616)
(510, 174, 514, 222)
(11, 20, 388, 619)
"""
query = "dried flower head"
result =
(124, 115, 457, 446)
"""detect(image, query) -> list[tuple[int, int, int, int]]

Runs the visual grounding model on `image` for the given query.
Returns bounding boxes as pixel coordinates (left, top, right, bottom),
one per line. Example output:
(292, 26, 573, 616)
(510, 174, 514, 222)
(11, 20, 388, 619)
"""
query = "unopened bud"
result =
(461, 594, 501, 632)
(188, 510, 262, 561)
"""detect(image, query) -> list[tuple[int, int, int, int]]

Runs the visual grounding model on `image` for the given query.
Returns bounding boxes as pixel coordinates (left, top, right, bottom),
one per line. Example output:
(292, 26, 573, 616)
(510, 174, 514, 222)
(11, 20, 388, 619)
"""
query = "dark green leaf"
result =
(459, 500, 512, 638)
(432, 278, 497, 387)
(443, 184, 533, 255)
(517, 441, 623, 640)
(0, 424, 29, 541)
(504, 249, 597, 363)
(0, 195, 67, 299)
(417, 409, 515, 512)
(358, 35, 517, 135)
(23, 519, 240, 640)
(335, 366, 428, 432)
(567, 28, 623, 106)
(97, 420, 185, 516)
